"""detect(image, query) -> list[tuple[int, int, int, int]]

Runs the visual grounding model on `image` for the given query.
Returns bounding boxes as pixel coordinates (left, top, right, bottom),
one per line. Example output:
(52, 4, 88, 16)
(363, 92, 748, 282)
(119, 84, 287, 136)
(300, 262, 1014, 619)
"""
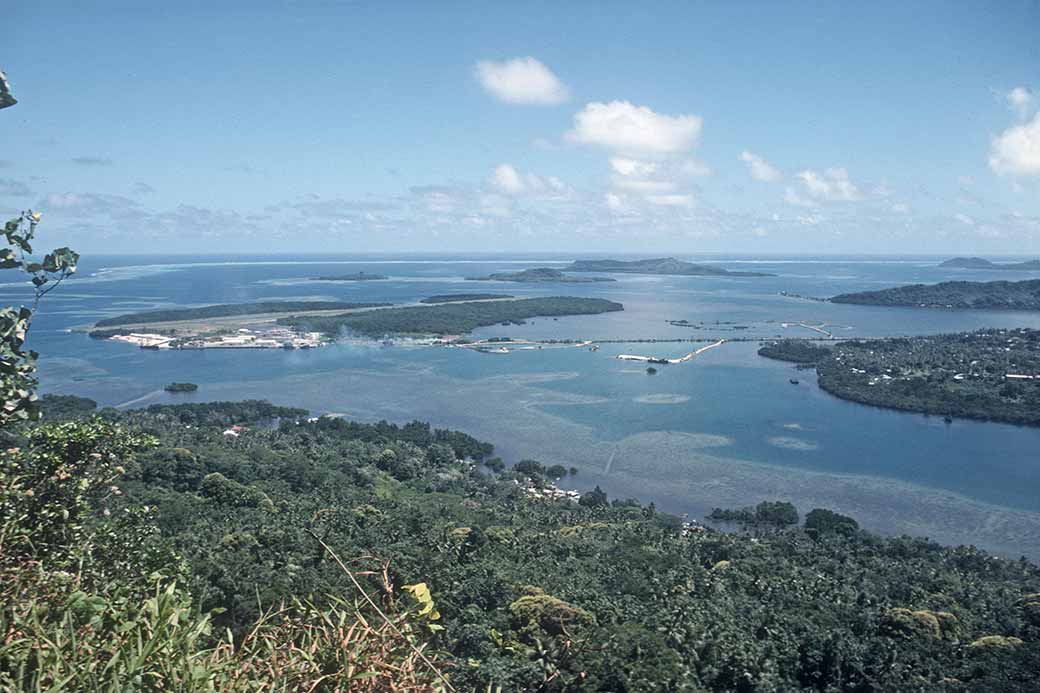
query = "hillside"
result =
(4, 399, 1038, 691)
(831, 279, 1040, 310)
(566, 257, 774, 277)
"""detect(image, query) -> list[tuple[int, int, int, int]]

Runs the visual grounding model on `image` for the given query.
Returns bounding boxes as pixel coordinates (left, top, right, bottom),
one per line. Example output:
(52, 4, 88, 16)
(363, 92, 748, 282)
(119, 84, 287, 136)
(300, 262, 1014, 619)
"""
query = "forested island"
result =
(759, 329, 1040, 425)
(94, 301, 387, 328)
(279, 296, 623, 337)
(313, 272, 388, 281)
(419, 293, 514, 303)
(831, 279, 1040, 310)
(940, 257, 1040, 271)
(6, 397, 1038, 691)
(163, 382, 198, 393)
(466, 267, 616, 283)
(566, 257, 774, 277)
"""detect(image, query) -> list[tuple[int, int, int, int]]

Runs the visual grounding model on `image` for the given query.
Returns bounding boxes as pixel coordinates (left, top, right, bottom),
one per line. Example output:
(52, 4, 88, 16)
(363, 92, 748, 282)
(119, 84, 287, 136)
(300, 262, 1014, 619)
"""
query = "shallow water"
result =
(19, 253, 1040, 558)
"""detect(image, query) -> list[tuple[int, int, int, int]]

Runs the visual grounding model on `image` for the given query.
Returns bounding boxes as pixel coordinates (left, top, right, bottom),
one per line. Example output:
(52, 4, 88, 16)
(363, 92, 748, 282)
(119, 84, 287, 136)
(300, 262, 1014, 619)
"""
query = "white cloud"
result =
(489, 164, 571, 200)
(989, 113, 1040, 176)
(739, 150, 780, 182)
(474, 57, 569, 105)
(610, 157, 657, 177)
(784, 187, 817, 208)
(792, 167, 862, 202)
(491, 164, 525, 193)
(680, 159, 712, 177)
(568, 100, 702, 157)
(604, 192, 626, 211)
(647, 193, 694, 207)
(955, 213, 975, 226)
(1006, 86, 1035, 119)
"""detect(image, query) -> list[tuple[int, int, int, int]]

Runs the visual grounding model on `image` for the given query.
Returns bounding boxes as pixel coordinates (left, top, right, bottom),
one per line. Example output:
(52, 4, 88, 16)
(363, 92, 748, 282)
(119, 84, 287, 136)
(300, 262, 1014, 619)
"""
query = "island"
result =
(466, 267, 616, 283)
(164, 382, 199, 393)
(565, 257, 773, 277)
(88, 300, 391, 349)
(758, 329, 1040, 426)
(278, 296, 624, 337)
(830, 279, 1040, 310)
(940, 257, 1040, 271)
(420, 293, 514, 304)
(94, 301, 386, 328)
(312, 272, 388, 281)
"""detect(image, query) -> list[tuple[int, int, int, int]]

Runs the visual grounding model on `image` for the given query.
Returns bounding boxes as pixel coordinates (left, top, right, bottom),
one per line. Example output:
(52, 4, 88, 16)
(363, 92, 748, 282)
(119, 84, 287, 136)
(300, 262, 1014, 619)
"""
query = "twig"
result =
(306, 530, 456, 692)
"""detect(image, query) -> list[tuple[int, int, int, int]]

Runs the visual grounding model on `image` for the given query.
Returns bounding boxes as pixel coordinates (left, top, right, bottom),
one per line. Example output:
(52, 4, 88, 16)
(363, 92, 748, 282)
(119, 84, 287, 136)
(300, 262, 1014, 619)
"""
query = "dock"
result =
(617, 339, 726, 364)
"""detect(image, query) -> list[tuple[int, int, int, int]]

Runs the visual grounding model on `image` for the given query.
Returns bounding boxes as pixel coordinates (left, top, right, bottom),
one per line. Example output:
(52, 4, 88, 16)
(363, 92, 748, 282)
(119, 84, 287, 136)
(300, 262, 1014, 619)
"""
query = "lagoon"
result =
(17, 253, 1040, 558)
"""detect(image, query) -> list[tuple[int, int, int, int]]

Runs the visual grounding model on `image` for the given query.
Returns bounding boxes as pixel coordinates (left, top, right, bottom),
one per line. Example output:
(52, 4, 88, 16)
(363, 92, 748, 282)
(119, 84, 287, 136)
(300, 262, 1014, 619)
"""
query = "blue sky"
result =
(2, 1, 1039, 254)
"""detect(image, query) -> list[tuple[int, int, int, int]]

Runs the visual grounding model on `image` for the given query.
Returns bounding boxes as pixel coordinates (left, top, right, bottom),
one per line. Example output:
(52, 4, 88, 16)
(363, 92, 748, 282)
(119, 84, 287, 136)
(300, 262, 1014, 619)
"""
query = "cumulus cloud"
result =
(989, 113, 1040, 176)
(788, 167, 862, 203)
(489, 164, 569, 197)
(739, 150, 781, 182)
(491, 164, 525, 193)
(1006, 86, 1035, 119)
(474, 57, 569, 105)
(567, 101, 702, 157)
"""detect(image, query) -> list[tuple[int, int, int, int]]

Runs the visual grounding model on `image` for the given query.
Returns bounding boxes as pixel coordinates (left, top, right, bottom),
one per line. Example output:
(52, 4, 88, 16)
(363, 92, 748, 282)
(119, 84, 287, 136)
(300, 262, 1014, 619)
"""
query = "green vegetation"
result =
(760, 330, 1040, 425)
(566, 257, 774, 277)
(940, 257, 1040, 271)
(708, 500, 800, 528)
(40, 393, 98, 419)
(94, 301, 389, 327)
(419, 293, 514, 303)
(0, 211, 79, 424)
(279, 296, 624, 337)
(831, 279, 1040, 310)
(164, 382, 199, 393)
(757, 339, 832, 364)
(467, 267, 616, 283)
(313, 272, 388, 281)
(3, 401, 1038, 691)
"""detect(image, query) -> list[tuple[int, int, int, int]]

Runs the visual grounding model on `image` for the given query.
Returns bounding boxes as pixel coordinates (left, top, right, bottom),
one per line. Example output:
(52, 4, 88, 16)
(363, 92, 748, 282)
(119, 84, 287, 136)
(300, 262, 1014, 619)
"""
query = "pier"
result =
(617, 339, 726, 364)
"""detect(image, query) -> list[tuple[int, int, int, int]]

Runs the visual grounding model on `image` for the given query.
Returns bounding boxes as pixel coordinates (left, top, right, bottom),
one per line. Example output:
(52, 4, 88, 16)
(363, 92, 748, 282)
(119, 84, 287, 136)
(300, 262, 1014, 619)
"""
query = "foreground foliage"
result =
(0, 413, 451, 691)
(3, 398, 1038, 690)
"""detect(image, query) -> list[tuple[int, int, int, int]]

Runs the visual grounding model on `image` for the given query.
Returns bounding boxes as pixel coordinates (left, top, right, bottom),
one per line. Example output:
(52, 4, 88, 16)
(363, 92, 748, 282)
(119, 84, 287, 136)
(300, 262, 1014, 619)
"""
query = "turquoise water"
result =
(15, 254, 1040, 556)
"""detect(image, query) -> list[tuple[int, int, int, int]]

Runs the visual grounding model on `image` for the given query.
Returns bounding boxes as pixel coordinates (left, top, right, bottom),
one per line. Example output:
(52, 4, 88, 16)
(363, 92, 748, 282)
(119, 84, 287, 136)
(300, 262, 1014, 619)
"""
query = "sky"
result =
(2, 1, 1039, 255)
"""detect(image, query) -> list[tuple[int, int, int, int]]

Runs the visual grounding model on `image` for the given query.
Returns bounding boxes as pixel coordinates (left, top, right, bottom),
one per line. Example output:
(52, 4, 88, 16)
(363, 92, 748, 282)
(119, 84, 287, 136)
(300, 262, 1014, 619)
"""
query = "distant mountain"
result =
(939, 257, 1040, 270)
(466, 267, 616, 283)
(831, 279, 1040, 310)
(565, 257, 773, 277)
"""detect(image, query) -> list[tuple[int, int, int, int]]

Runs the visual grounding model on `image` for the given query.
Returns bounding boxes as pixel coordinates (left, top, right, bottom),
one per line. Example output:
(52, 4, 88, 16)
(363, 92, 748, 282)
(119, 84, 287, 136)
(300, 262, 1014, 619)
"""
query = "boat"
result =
(944, 416, 953, 424)
(789, 378, 799, 385)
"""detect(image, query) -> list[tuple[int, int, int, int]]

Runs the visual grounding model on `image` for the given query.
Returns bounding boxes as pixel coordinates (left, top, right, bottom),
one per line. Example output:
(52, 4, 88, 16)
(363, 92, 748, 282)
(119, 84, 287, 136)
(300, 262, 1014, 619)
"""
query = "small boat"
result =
(789, 378, 799, 385)
(944, 416, 953, 424)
